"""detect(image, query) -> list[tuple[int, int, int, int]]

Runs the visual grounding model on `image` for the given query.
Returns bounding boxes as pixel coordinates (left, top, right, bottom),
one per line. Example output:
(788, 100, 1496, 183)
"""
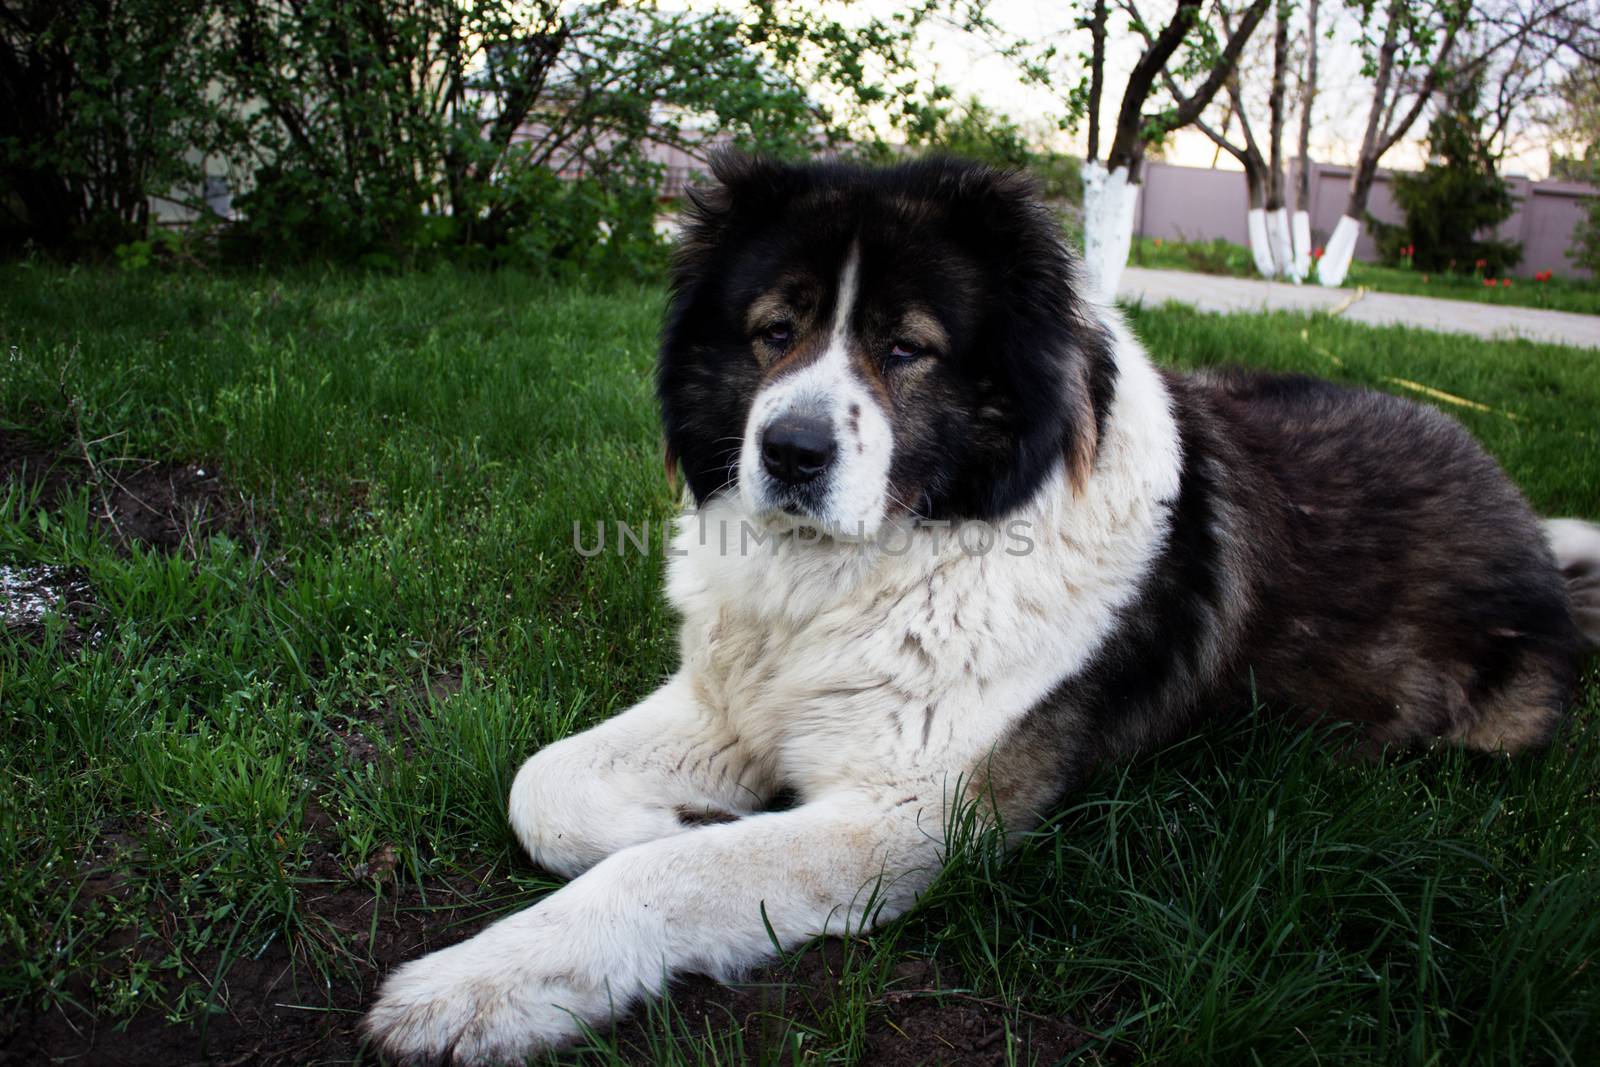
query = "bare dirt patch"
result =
(1, 852, 505, 1067)
(1, 428, 256, 555)
(3, 428, 261, 651)
(590, 950, 1096, 1067)
(6, 869, 1100, 1067)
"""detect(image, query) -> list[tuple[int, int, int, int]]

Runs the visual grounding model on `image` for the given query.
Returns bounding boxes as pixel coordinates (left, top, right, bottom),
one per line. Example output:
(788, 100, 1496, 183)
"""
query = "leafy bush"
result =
(1369, 78, 1521, 276)
(0, 0, 234, 256)
(1566, 155, 1600, 276)
(4, 0, 943, 273)
(865, 97, 1084, 207)
(468, 162, 669, 281)
(1030, 152, 1084, 206)
(1574, 195, 1600, 276)
(225, 157, 668, 281)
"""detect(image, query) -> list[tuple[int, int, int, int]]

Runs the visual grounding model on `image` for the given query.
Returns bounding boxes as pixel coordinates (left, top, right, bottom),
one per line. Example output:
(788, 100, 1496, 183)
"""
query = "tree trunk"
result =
(1318, 0, 1401, 286)
(1295, 0, 1319, 207)
(1106, 0, 1204, 180)
(1243, 157, 1281, 277)
(1080, 160, 1141, 302)
(1266, 0, 1299, 279)
(1344, 154, 1383, 220)
(1292, 0, 1319, 278)
(1085, 0, 1269, 296)
(1244, 162, 1268, 210)
(1347, 0, 1401, 219)
(1087, 0, 1106, 162)
(1267, 0, 1289, 213)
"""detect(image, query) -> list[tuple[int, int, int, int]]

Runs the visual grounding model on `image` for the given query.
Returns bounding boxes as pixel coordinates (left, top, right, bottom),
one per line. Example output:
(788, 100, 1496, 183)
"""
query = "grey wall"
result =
(1134, 159, 1596, 279)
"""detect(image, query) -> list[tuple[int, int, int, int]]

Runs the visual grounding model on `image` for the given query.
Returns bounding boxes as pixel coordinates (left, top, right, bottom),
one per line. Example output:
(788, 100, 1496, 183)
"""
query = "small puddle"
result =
(1, 563, 95, 645)
(1, 562, 71, 627)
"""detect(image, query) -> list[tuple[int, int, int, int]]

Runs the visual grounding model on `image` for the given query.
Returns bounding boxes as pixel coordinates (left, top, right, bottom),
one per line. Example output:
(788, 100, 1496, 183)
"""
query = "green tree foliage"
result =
(1572, 182, 1600, 276)
(3, 0, 942, 270)
(1550, 69, 1600, 274)
(908, 97, 1036, 169)
(1371, 77, 1521, 274)
(215, 0, 865, 272)
(868, 97, 1083, 205)
(0, 0, 236, 255)
(1547, 62, 1598, 181)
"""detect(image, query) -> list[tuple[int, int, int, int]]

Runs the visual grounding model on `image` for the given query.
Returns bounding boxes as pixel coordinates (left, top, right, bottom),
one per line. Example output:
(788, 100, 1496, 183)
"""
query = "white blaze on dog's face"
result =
(736, 246, 896, 539)
(657, 155, 1118, 538)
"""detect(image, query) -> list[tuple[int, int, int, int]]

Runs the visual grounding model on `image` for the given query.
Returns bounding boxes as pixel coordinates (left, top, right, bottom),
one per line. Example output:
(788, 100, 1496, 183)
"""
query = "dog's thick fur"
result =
(365, 156, 1600, 1064)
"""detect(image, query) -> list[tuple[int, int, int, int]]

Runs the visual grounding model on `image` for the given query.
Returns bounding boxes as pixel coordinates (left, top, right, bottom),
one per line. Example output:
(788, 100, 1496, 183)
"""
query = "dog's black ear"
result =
(676, 151, 797, 263)
(938, 161, 1117, 508)
(706, 150, 797, 207)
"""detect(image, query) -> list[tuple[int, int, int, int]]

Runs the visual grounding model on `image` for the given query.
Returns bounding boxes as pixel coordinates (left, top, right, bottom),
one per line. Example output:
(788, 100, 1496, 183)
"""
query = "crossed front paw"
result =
(362, 947, 602, 1065)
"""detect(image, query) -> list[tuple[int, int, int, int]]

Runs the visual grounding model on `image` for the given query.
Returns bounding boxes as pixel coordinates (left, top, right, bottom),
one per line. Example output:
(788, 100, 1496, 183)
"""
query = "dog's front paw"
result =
(362, 939, 604, 1066)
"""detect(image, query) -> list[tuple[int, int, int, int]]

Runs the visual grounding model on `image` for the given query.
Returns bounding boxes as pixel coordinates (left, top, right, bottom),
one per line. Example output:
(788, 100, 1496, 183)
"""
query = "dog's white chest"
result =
(662, 337, 1184, 793)
(675, 549, 1008, 789)
(666, 512, 1161, 792)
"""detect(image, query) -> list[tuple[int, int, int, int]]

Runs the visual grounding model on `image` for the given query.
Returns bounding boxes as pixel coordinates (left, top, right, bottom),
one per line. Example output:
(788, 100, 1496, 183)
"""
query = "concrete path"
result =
(1117, 266, 1600, 350)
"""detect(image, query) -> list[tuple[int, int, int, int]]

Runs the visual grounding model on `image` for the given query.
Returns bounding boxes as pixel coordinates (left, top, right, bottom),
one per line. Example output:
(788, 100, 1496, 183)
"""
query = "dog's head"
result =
(657, 154, 1116, 540)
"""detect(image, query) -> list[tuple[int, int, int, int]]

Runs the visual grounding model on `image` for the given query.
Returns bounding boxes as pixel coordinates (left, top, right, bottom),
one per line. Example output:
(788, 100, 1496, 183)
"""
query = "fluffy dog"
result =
(364, 155, 1600, 1064)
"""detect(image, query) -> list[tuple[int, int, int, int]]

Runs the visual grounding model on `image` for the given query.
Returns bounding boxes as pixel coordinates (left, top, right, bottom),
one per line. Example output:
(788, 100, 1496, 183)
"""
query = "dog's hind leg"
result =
(1546, 518, 1600, 648)
(1449, 665, 1571, 755)
(507, 674, 773, 878)
(1444, 518, 1600, 755)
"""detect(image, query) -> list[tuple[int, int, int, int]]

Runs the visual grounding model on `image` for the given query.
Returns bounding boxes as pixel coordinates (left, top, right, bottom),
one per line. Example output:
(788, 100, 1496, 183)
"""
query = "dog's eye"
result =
(887, 339, 925, 364)
(761, 323, 793, 347)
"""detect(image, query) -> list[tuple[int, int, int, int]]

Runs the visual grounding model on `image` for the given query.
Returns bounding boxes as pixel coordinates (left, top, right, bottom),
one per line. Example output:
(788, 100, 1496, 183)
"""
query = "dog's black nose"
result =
(761, 416, 836, 485)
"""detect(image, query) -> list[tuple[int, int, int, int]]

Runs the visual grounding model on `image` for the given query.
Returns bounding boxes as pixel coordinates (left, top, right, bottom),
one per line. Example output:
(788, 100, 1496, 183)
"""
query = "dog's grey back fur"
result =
(998, 370, 1586, 813)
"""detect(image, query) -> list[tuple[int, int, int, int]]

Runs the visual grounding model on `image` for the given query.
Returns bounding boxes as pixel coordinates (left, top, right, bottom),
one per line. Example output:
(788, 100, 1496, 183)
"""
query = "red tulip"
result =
(1312, 246, 1325, 259)
(1483, 278, 1497, 287)
(1502, 278, 1512, 288)
(1475, 258, 1488, 269)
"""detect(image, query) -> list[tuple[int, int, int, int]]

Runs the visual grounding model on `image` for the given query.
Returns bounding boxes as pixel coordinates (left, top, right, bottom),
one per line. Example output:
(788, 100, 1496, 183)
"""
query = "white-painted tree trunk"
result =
(1291, 210, 1312, 281)
(1316, 214, 1361, 287)
(1268, 207, 1298, 282)
(1246, 207, 1277, 277)
(1080, 162, 1140, 304)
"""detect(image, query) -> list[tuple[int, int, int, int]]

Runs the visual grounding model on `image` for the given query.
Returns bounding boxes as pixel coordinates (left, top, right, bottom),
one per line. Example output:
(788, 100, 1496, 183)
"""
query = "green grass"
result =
(1129, 234, 1600, 316)
(2, 266, 1598, 1065)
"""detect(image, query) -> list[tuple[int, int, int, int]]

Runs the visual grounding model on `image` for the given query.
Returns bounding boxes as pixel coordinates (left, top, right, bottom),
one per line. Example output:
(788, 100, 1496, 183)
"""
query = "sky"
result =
(899, 0, 1556, 179)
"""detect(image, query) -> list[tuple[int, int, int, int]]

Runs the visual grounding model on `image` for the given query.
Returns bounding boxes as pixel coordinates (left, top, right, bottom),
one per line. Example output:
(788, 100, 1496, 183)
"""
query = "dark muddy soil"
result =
(593, 950, 1097, 1067)
(1, 428, 256, 554)
(3, 428, 260, 653)
(5, 878, 1096, 1067)
(0, 870, 501, 1067)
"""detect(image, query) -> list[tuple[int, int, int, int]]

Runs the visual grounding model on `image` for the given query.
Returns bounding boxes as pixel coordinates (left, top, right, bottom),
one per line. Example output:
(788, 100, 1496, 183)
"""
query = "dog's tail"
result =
(1546, 518, 1600, 648)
